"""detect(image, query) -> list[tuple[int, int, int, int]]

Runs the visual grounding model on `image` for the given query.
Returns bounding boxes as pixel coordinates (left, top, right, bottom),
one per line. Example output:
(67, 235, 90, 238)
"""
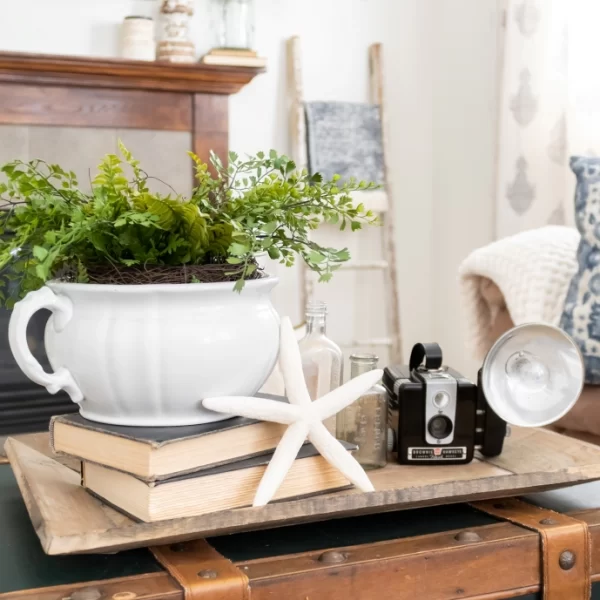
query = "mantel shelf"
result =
(0, 51, 265, 95)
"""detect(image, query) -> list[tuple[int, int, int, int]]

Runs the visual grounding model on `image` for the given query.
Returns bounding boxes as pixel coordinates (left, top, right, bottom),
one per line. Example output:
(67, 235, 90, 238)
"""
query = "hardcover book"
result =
(50, 404, 288, 482)
(200, 54, 267, 68)
(82, 442, 355, 522)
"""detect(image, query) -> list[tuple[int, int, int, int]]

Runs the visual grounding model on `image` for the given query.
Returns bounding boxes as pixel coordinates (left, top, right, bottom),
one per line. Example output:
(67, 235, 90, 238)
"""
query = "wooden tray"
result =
(6, 427, 600, 555)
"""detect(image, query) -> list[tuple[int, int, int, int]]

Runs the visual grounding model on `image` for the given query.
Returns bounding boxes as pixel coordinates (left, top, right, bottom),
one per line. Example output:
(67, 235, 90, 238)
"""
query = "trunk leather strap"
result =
(151, 539, 250, 600)
(472, 498, 591, 600)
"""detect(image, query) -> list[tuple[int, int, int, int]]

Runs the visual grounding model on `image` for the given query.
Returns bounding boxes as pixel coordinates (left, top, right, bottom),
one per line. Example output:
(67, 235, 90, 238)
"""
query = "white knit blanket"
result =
(458, 226, 580, 360)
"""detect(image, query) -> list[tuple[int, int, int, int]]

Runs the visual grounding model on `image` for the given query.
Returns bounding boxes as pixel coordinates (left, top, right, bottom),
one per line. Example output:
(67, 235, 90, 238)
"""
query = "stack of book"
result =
(50, 403, 352, 522)
(200, 48, 267, 68)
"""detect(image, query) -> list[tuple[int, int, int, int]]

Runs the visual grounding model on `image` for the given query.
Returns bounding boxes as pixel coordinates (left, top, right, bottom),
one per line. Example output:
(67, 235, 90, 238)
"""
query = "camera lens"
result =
(428, 415, 453, 439)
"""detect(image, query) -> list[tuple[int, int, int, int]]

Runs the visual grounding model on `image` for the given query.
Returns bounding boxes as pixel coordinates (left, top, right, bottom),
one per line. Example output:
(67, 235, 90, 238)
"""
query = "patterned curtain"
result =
(496, 0, 600, 238)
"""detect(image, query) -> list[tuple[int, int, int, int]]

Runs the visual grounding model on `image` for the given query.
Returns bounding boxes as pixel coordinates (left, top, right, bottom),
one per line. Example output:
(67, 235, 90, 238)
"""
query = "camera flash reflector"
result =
(481, 323, 584, 428)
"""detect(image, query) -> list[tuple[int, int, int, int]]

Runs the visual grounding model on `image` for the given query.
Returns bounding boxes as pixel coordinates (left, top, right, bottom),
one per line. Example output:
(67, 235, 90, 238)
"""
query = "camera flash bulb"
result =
(433, 391, 450, 409)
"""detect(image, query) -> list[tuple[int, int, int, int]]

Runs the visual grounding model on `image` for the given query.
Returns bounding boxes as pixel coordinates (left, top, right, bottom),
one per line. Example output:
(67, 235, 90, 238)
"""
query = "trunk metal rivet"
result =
(454, 531, 482, 543)
(317, 551, 348, 564)
(198, 569, 218, 579)
(559, 550, 576, 571)
(540, 518, 558, 526)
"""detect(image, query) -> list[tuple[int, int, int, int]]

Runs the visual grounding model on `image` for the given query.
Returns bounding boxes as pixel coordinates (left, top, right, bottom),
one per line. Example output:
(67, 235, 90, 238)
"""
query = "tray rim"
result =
(6, 429, 600, 555)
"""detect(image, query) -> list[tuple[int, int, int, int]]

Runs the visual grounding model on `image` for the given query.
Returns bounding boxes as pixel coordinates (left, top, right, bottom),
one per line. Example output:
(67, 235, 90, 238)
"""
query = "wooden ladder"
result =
(287, 36, 403, 366)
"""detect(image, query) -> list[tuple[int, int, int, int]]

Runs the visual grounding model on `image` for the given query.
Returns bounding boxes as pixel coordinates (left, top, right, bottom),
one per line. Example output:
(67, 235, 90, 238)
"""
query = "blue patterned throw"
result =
(560, 156, 600, 383)
(304, 101, 385, 185)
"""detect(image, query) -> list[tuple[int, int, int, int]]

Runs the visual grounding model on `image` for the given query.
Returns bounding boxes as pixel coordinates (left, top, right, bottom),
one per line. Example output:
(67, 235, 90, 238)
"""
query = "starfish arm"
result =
(253, 421, 310, 507)
(316, 370, 384, 421)
(308, 422, 375, 493)
(279, 316, 312, 407)
(202, 396, 301, 425)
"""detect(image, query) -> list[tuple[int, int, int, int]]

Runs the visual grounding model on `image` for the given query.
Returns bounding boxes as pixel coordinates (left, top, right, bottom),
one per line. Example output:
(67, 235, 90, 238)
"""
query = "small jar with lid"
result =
(337, 354, 388, 469)
(121, 16, 155, 61)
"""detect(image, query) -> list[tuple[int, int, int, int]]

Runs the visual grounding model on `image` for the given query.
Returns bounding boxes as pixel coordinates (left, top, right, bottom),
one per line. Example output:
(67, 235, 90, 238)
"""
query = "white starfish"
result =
(202, 316, 381, 507)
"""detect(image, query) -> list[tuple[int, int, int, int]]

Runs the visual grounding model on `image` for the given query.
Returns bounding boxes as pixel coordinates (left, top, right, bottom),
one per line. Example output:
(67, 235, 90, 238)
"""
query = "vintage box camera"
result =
(383, 343, 507, 465)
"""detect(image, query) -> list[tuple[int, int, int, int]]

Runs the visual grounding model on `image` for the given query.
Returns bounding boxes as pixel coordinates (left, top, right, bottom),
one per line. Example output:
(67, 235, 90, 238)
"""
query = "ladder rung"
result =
(339, 260, 389, 271)
(307, 260, 389, 275)
(350, 190, 389, 213)
(348, 338, 394, 347)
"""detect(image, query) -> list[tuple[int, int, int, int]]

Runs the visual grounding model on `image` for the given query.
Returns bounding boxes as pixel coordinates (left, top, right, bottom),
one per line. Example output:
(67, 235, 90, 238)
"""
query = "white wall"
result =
(431, 0, 501, 377)
(232, 0, 500, 376)
(0, 0, 501, 374)
(228, 0, 420, 334)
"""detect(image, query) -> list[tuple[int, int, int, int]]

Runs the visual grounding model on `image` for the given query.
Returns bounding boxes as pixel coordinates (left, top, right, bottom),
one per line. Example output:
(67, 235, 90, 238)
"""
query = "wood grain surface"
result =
(0, 51, 264, 94)
(5, 516, 600, 600)
(369, 42, 403, 363)
(0, 84, 192, 130)
(1, 432, 79, 470)
(6, 426, 600, 555)
(192, 93, 229, 172)
(0, 572, 182, 600)
(4, 510, 600, 600)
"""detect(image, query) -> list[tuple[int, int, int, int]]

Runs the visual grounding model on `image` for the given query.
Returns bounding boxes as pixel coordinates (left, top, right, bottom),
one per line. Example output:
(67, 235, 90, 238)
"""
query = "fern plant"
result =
(0, 142, 378, 305)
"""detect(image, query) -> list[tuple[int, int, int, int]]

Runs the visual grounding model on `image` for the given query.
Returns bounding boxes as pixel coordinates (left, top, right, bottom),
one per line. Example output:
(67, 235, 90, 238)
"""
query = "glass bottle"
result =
(337, 354, 388, 470)
(298, 301, 343, 435)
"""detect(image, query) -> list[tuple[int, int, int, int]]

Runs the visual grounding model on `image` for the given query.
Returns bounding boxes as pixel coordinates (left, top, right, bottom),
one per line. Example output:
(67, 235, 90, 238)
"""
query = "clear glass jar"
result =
(213, 0, 255, 50)
(298, 301, 343, 435)
(337, 354, 388, 470)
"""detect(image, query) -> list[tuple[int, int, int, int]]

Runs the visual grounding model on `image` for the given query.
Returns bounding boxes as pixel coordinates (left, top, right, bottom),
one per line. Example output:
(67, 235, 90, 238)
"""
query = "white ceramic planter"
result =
(8, 277, 280, 426)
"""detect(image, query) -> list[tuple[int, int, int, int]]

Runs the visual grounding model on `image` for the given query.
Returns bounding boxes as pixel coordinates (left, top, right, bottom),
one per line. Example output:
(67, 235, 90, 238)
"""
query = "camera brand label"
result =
(408, 447, 467, 460)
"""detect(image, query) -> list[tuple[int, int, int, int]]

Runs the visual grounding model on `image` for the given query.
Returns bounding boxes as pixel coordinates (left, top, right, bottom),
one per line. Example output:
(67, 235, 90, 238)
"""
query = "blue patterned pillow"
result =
(560, 156, 600, 383)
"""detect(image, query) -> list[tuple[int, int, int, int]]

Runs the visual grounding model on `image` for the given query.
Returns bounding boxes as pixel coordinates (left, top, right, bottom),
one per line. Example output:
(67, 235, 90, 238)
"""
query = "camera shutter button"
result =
(433, 391, 450, 409)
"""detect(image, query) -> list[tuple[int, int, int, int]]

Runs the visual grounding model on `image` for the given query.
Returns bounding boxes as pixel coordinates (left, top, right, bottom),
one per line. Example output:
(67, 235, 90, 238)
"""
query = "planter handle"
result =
(9, 286, 84, 403)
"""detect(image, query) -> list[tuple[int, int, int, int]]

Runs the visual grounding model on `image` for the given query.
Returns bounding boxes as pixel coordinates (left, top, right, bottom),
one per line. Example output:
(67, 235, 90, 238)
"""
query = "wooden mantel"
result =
(0, 52, 265, 168)
(0, 51, 264, 94)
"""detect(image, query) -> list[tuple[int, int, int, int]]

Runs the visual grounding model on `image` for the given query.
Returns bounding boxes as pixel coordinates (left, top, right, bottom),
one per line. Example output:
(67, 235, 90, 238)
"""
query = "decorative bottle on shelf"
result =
(298, 301, 343, 435)
(157, 0, 195, 63)
(337, 354, 388, 470)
